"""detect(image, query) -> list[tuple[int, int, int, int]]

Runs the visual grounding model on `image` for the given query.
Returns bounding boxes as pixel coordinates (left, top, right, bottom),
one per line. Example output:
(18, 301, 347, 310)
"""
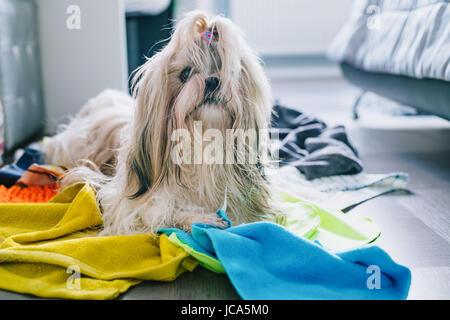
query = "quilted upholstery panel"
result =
(0, 0, 44, 153)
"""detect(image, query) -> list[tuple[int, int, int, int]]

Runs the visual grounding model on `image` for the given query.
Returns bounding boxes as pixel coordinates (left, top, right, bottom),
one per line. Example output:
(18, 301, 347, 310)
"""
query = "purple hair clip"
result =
(201, 31, 215, 42)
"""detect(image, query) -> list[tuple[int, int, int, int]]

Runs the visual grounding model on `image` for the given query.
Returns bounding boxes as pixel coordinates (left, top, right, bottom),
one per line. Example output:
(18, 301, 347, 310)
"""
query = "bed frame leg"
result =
(352, 91, 366, 120)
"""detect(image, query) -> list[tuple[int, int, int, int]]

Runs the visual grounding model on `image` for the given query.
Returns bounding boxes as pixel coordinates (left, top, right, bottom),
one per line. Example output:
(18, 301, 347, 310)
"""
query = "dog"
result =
(43, 11, 275, 235)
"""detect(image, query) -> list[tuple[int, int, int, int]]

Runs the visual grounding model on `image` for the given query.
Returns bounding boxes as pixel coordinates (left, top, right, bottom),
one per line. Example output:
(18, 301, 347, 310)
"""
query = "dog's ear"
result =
(126, 11, 212, 199)
(128, 50, 174, 199)
(239, 44, 273, 169)
(214, 16, 272, 124)
(214, 14, 272, 172)
(214, 16, 272, 154)
(240, 51, 272, 129)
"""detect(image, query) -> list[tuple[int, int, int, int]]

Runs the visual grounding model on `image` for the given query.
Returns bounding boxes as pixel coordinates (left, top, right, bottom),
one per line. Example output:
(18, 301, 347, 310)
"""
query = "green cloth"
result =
(169, 233, 226, 273)
(167, 188, 380, 274)
(273, 189, 380, 250)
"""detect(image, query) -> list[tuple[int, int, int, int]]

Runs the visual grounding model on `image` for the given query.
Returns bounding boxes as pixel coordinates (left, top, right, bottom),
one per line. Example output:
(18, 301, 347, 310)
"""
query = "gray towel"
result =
(271, 104, 362, 180)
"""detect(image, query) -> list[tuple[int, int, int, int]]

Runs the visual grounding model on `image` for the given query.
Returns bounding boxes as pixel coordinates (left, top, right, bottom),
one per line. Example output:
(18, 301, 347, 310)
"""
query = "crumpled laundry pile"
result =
(271, 104, 363, 179)
(0, 147, 63, 203)
(0, 105, 412, 300)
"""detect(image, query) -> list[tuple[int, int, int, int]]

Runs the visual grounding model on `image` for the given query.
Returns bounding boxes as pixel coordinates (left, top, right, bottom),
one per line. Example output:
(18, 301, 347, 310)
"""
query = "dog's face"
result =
(169, 28, 232, 132)
(128, 11, 272, 199)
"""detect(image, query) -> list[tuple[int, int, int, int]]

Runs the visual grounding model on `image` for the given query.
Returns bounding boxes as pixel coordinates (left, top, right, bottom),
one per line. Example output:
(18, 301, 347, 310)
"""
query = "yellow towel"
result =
(0, 183, 198, 299)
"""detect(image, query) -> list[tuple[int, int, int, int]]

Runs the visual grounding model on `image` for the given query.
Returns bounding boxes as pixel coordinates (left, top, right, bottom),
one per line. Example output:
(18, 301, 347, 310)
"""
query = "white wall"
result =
(174, 0, 220, 19)
(230, 0, 354, 56)
(37, 0, 128, 133)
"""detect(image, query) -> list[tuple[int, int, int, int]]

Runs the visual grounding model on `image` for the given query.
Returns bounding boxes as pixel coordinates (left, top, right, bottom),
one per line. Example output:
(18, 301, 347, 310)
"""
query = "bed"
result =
(328, 0, 450, 120)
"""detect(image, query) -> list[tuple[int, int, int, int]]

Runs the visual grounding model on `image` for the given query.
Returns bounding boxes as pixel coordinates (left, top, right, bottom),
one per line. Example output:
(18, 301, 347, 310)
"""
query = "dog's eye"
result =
(179, 67, 192, 83)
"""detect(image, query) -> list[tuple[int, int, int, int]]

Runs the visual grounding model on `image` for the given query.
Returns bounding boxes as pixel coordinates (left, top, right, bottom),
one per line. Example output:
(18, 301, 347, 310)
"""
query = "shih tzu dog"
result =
(43, 11, 274, 235)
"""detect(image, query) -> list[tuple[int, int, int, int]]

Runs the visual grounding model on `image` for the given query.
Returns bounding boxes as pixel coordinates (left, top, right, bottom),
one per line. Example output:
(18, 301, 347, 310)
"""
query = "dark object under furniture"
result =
(125, 1, 174, 89)
(340, 62, 450, 121)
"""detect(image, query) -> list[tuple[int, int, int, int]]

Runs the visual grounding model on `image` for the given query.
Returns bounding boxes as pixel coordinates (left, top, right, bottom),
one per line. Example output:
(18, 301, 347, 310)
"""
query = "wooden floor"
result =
(1, 79, 449, 299)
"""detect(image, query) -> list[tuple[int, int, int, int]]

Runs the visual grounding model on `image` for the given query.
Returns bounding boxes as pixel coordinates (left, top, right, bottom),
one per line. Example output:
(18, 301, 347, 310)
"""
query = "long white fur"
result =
(43, 11, 275, 235)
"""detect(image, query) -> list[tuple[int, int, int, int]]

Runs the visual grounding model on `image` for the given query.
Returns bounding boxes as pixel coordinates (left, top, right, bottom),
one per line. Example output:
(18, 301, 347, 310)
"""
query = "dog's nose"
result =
(204, 77, 220, 94)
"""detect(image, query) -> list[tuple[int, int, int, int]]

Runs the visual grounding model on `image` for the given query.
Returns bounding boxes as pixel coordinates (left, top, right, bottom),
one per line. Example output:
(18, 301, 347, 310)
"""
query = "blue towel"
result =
(159, 210, 411, 300)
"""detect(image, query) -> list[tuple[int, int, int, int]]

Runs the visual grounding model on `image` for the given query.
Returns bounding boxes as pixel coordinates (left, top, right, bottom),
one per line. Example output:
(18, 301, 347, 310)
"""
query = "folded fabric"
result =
(0, 146, 45, 187)
(269, 165, 409, 211)
(160, 211, 411, 300)
(0, 183, 198, 299)
(15, 163, 64, 187)
(0, 185, 58, 203)
(271, 104, 362, 179)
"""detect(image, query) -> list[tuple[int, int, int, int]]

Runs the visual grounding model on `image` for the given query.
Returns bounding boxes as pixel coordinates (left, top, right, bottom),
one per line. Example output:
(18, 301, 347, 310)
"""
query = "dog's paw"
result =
(175, 212, 230, 232)
(193, 214, 229, 229)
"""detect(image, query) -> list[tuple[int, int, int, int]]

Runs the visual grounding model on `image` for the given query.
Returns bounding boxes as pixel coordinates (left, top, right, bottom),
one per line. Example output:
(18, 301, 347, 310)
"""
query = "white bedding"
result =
(327, 0, 450, 81)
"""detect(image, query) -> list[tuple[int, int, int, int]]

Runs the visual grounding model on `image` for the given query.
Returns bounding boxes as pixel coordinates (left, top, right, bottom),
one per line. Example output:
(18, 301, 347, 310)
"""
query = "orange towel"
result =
(0, 185, 58, 203)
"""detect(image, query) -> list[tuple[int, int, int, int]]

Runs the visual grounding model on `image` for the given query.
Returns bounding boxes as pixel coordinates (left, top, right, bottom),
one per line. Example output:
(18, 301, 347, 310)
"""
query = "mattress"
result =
(328, 0, 450, 82)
